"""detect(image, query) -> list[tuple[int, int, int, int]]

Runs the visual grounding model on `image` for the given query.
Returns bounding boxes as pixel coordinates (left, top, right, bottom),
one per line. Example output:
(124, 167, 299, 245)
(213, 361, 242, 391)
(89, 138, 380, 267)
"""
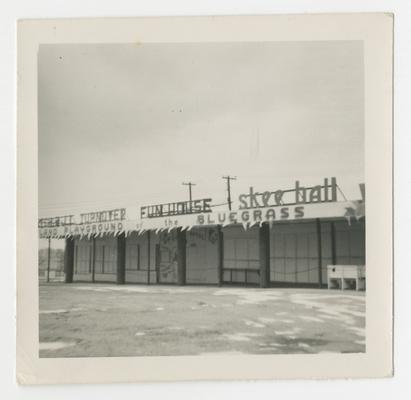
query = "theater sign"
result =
(38, 177, 365, 238)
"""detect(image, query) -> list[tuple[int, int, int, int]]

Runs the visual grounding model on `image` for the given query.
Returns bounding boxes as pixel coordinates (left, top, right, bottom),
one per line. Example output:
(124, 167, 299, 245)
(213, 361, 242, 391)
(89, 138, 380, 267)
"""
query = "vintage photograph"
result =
(37, 40, 367, 358)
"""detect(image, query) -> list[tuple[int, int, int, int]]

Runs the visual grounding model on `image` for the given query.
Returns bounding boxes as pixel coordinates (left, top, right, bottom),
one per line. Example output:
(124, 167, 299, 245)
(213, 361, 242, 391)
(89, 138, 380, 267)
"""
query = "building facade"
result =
(62, 218, 365, 288)
(40, 178, 366, 288)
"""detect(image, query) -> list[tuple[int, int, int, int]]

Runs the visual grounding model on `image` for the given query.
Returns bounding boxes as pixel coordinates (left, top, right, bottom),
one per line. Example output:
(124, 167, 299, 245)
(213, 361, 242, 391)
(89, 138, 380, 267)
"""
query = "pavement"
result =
(39, 283, 365, 358)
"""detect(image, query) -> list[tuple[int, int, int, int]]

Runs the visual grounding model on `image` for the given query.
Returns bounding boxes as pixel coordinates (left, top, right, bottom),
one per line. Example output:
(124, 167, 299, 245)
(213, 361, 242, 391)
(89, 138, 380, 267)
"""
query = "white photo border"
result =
(16, 13, 393, 384)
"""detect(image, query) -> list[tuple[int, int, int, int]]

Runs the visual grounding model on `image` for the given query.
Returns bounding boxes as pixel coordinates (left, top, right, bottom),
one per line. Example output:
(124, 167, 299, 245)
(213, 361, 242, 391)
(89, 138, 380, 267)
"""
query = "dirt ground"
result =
(39, 283, 365, 358)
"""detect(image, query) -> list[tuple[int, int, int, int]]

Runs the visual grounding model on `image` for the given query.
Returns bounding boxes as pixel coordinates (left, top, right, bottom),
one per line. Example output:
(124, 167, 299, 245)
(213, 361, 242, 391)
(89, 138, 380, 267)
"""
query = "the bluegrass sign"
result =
(38, 177, 362, 239)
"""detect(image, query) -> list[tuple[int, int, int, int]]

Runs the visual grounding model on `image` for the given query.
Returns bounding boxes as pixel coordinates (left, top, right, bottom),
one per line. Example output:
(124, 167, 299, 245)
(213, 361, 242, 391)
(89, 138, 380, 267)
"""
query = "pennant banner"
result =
(38, 201, 365, 239)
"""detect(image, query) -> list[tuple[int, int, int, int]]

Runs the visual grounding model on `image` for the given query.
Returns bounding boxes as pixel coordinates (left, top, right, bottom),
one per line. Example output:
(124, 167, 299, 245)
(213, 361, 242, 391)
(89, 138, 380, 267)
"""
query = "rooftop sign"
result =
(238, 177, 337, 209)
(38, 208, 126, 228)
(38, 177, 359, 239)
(140, 199, 212, 219)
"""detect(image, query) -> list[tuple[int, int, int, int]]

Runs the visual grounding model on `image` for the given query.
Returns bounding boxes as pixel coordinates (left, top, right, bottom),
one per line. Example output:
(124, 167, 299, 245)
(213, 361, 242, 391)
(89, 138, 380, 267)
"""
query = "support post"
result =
(155, 243, 160, 284)
(102, 246, 105, 274)
(217, 226, 224, 286)
(331, 221, 337, 265)
(176, 228, 186, 286)
(64, 238, 75, 283)
(259, 223, 270, 288)
(147, 230, 151, 285)
(117, 232, 126, 284)
(316, 218, 323, 288)
(91, 236, 96, 283)
(46, 237, 51, 283)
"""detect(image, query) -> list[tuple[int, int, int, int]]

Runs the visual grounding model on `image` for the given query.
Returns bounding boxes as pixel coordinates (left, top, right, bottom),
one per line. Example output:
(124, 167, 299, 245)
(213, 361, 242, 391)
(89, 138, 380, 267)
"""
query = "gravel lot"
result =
(39, 283, 365, 357)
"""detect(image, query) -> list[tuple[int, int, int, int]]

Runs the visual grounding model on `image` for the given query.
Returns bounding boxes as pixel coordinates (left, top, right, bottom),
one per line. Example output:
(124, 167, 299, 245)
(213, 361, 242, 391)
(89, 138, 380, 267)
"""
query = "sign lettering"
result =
(38, 208, 126, 228)
(238, 177, 337, 209)
(141, 198, 212, 219)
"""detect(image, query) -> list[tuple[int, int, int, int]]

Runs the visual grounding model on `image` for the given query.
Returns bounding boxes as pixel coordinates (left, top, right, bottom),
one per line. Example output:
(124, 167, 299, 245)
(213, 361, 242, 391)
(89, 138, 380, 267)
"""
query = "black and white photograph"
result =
(15, 13, 393, 384)
(37, 40, 366, 358)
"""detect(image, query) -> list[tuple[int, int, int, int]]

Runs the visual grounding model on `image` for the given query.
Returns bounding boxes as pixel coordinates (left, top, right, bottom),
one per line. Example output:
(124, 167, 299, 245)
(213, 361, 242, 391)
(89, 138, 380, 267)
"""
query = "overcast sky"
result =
(38, 41, 364, 218)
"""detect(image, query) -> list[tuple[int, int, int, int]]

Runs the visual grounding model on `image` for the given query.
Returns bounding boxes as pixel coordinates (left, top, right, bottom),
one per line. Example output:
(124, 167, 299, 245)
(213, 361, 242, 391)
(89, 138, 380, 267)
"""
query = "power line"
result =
(209, 202, 229, 208)
(222, 176, 237, 211)
(336, 185, 347, 201)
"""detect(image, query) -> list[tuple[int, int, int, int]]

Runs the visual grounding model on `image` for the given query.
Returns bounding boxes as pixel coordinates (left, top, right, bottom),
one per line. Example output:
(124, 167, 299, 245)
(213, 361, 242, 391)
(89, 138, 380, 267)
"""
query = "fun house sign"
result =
(38, 177, 364, 238)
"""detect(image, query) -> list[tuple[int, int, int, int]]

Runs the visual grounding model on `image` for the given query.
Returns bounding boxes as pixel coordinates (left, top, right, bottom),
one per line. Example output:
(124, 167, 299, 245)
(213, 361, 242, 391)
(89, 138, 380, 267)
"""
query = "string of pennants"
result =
(38, 200, 365, 239)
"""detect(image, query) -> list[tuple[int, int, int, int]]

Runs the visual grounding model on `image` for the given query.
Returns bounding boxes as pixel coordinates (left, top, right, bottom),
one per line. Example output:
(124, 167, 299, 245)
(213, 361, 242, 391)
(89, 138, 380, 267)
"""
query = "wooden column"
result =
(155, 243, 160, 284)
(64, 238, 75, 283)
(331, 221, 337, 265)
(217, 226, 224, 286)
(102, 246, 105, 274)
(176, 228, 186, 286)
(259, 223, 270, 288)
(46, 237, 51, 283)
(116, 232, 126, 284)
(147, 230, 151, 285)
(91, 236, 96, 283)
(316, 218, 323, 288)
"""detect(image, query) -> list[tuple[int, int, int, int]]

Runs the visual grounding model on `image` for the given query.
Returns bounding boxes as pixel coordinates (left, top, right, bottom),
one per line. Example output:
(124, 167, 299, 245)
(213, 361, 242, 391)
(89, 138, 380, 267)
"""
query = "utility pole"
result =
(182, 181, 196, 212)
(222, 176, 237, 210)
(47, 237, 51, 283)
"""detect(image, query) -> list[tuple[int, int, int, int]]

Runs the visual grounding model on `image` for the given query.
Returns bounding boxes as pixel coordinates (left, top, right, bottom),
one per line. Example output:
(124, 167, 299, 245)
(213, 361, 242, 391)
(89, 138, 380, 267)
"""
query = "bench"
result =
(327, 265, 365, 291)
